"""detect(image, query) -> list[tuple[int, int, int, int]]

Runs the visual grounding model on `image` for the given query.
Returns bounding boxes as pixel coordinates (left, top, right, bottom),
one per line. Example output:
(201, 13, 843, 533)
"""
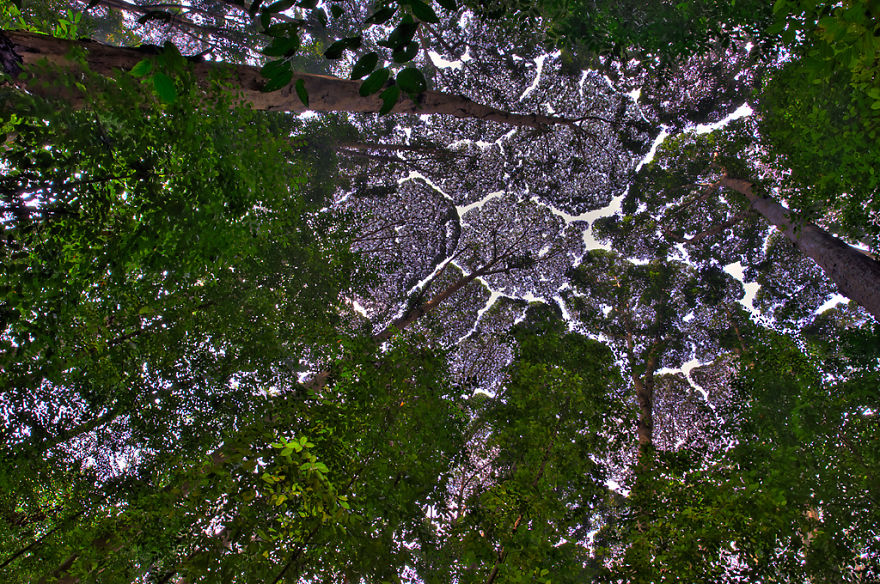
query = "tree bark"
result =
(720, 176, 880, 321)
(634, 348, 660, 463)
(372, 270, 482, 343)
(1, 30, 577, 129)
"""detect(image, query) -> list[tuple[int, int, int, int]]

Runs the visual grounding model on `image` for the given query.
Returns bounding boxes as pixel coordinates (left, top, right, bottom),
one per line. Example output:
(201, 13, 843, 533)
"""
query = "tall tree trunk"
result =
(721, 176, 880, 321)
(1, 30, 577, 129)
(633, 346, 661, 468)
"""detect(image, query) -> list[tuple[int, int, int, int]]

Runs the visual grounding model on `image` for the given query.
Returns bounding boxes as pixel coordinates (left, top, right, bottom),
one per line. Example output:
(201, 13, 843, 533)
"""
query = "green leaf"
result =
(330, 4, 343, 18)
(435, 0, 456, 10)
(395, 67, 427, 96)
(365, 6, 396, 25)
(263, 35, 299, 57)
(248, 0, 264, 17)
(152, 72, 177, 104)
(295, 78, 309, 107)
(260, 58, 289, 78)
(384, 16, 419, 49)
(350, 52, 379, 80)
(260, 10, 273, 29)
(392, 41, 419, 63)
(129, 59, 153, 78)
(262, 66, 293, 92)
(264, 22, 303, 37)
(410, 0, 439, 23)
(323, 36, 361, 60)
(359, 67, 390, 97)
(265, 0, 295, 12)
(378, 84, 399, 115)
(137, 10, 172, 25)
(297, 0, 317, 7)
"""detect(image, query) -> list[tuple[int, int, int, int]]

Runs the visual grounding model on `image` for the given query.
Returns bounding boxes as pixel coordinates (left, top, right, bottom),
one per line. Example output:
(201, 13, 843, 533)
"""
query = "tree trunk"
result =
(1, 30, 576, 129)
(721, 176, 880, 321)
(372, 271, 482, 343)
(634, 347, 660, 466)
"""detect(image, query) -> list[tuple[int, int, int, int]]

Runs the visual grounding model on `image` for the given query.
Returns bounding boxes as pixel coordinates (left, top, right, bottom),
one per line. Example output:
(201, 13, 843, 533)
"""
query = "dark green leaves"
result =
(330, 4, 343, 19)
(409, 0, 439, 23)
(264, 0, 296, 12)
(350, 52, 379, 80)
(395, 67, 426, 96)
(435, 0, 456, 10)
(129, 59, 153, 78)
(323, 36, 361, 60)
(260, 59, 293, 92)
(392, 41, 419, 63)
(264, 22, 303, 37)
(295, 78, 308, 107)
(359, 68, 390, 96)
(137, 10, 172, 25)
(152, 72, 177, 104)
(263, 34, 300, 57)
(380, 15, 419, 49)
(365, 6, 397, 25)
(379, 85, 400, 115)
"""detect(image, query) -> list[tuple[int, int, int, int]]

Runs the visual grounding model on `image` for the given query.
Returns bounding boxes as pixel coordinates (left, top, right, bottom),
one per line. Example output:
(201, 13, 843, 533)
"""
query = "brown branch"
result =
(3, 31, 584, 129)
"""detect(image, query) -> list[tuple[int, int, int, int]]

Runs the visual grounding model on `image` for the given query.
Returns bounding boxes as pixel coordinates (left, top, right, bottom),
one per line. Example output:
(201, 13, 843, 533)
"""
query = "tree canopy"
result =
(1, 0, 879, 582)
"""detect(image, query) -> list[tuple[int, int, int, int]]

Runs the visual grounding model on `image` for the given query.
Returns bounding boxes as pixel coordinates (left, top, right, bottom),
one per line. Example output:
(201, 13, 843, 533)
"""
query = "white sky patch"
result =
(694, 103, 753, 134)
(520, 291, 548, 304)
(351, 300, 368, 317)
(519, 51, 560, 101)
(814, 294, 849, 314)
(554, 295, 572, 322)
(724, 261, 760, 313)
(636, 128, 670, 172)
(398, 170, 454, 202)
(605, 478, 630, 497)
(627, 88, 641, 102)
(682, 311, 695, 322)
(457, 190, 505, 220)
(578, 70, 589, 97)
(456, 290, 502, 344)
(428, 50, 462, 70)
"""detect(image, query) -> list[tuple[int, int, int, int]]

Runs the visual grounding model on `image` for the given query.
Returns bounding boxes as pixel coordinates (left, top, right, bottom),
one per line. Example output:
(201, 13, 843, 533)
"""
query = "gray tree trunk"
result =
(721, 176, 880, 321)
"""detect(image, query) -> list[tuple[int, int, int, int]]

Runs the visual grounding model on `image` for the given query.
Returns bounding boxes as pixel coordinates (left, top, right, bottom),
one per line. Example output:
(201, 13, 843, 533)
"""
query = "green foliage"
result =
(465, 0, 774, 66)
(432, 320, 622, 583)
(759, 50, 880, 249)
(0, 57, 366, 583)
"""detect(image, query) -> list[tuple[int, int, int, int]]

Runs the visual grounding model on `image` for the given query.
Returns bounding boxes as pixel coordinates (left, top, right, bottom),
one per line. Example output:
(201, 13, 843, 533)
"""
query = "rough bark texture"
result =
(1, 30, 575, 129)
(721, 176, 880, 321)
(634, 347, 660, 464)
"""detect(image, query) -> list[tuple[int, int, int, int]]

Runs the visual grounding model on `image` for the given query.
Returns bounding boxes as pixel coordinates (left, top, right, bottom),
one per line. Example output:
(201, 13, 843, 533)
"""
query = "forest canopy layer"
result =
(1, 1, 879, 583)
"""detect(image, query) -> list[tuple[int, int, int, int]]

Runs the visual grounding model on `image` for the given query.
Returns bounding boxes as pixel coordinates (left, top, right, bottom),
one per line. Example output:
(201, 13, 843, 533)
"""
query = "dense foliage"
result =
(1, 0, 879, 582)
